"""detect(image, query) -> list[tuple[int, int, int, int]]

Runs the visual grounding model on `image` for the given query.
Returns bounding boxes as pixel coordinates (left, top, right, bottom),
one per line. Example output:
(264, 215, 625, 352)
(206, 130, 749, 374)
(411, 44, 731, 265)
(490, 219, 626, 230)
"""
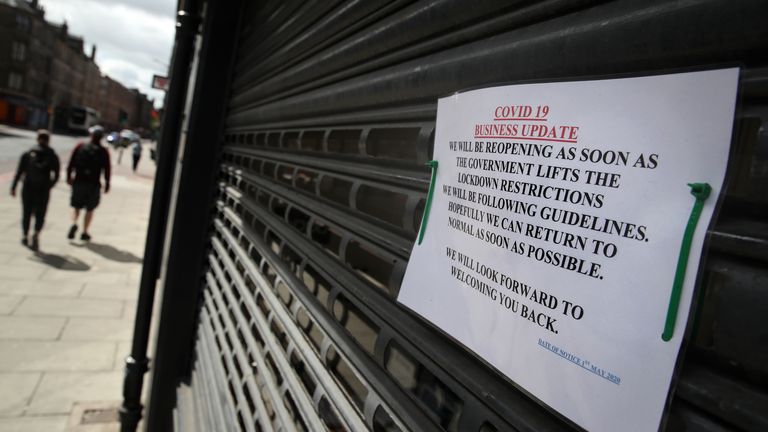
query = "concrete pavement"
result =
(0, 128, 154, 431)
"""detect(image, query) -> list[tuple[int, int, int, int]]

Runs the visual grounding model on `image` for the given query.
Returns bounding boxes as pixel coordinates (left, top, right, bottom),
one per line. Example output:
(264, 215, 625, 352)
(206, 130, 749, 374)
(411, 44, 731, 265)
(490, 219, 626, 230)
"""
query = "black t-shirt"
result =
(12, 145, 60, 191)
(67, 142, 111, 185)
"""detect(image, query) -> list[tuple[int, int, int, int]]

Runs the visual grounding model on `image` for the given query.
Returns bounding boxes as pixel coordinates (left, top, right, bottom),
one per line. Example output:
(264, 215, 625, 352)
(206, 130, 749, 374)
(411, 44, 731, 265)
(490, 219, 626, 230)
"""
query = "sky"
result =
(40, 0, 177, 108)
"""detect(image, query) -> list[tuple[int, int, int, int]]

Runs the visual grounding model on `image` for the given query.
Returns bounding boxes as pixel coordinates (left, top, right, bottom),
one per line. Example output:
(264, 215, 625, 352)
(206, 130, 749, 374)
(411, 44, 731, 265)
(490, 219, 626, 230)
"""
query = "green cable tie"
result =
(417, 160, 439, 245)
(662, 182, 712, 342)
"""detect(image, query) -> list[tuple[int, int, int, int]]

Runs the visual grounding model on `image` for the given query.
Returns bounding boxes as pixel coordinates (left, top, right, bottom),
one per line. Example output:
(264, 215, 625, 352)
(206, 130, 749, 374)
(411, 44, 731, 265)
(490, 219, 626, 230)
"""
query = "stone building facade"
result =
(0, 0, 154, 132)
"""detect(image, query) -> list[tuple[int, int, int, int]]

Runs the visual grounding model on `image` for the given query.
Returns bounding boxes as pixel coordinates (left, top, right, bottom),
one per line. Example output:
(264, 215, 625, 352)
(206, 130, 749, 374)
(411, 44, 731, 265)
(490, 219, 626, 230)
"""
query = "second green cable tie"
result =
(661, 182, 711, 342)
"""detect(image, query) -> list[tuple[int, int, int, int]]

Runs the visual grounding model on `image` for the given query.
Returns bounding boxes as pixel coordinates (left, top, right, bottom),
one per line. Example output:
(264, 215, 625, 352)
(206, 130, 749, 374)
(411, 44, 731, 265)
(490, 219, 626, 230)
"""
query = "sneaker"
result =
(67, 224, 77, 239)
(80, 232, 91, 241)
(21, 236, 28, 247)
(31, 234, 39, 251)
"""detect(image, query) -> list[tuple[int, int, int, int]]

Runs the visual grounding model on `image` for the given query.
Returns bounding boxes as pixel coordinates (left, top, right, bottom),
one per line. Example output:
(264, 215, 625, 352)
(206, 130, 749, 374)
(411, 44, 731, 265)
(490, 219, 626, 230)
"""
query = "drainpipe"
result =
(119, 2, 200, 431)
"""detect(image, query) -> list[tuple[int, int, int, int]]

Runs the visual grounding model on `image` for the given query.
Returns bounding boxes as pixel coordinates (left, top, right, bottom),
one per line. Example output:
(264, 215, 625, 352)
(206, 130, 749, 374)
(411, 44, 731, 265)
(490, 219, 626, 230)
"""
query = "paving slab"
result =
(0, 415, 68, 432)
(6, 253, 92, 267)
(121, 301, 137, 321)
(77, 258, 140, 271)
(0, 241, 28, 254)
(0, 266, 46, 280)
(61, 318, 133, 342)
(0, 281, 83, 298)
(0, 296, 23, 314)
(14, 297, 123, 318)
(79, 283, 139, 301)
(0, 316, 67, 340)
(0, 252, 14, 263)
(39, 270, 128, 285)
(25, 371, 123, 415)
(0, 341, 116, 372)
(0, 373, 41, 416)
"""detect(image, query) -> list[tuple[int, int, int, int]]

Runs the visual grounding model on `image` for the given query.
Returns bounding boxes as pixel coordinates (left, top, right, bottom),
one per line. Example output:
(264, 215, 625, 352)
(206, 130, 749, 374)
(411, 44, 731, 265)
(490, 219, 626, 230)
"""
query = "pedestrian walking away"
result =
(66, 125, 111, 242)
(131, 140, 142, 172)
(10, 129, 61, 251)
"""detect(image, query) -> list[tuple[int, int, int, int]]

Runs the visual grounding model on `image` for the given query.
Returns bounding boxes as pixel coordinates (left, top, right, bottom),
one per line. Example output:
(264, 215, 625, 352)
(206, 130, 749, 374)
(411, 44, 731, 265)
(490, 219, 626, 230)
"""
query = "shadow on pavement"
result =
(31, 252, 91, 271)
(76, 242, 143, 263)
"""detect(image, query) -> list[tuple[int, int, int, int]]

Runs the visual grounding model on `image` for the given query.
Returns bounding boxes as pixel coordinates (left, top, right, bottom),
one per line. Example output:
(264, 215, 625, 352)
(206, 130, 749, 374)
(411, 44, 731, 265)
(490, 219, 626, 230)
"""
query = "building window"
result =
(8, 73, 23, 90)
(16, 14, 30, 31)
(11, 42, 27, 62)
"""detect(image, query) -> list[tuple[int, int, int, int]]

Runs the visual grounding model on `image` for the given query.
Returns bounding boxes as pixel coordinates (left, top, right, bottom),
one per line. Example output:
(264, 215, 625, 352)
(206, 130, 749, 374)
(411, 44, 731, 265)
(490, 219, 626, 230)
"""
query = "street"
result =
(0, 126, 153, 182)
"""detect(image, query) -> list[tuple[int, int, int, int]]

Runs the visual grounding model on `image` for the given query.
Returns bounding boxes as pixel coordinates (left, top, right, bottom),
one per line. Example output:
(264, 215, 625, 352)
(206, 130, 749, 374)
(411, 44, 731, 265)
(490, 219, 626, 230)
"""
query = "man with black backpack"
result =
(10, 129, 61, 251)
(66, 125, 111, 241)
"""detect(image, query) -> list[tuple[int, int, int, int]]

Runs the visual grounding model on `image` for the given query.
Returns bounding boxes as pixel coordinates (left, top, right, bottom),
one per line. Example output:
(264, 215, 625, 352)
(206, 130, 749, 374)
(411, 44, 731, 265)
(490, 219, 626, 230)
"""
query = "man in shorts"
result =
(10, 129, 60, 250)
(66, 125, 111, 241)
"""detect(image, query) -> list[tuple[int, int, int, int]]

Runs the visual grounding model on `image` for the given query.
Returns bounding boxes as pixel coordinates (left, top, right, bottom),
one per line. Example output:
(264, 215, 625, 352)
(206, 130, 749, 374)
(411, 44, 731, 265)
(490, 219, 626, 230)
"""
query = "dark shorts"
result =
(71, 182, 101, 210)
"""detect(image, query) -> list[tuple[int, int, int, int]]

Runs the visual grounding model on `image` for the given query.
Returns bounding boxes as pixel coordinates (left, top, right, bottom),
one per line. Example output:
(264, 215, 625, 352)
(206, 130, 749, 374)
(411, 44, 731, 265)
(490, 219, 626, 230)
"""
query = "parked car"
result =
(106, 131, 120, 147)
(119, 129, 141, 147)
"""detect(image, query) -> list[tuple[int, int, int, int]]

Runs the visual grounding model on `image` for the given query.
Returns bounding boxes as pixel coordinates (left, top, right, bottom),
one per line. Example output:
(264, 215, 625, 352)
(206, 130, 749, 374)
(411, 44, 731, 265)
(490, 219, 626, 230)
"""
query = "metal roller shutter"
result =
(174, 1, 768, 431)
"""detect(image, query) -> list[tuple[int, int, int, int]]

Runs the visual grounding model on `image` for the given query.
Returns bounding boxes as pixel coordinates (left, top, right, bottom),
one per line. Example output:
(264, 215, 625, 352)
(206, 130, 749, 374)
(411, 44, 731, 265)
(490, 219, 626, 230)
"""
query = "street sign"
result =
(151, 75, 169, 91)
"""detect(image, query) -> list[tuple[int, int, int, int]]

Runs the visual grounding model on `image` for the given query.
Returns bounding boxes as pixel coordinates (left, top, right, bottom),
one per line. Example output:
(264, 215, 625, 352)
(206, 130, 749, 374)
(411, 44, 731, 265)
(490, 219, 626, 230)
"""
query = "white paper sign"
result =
(398, 69, 739, 432)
